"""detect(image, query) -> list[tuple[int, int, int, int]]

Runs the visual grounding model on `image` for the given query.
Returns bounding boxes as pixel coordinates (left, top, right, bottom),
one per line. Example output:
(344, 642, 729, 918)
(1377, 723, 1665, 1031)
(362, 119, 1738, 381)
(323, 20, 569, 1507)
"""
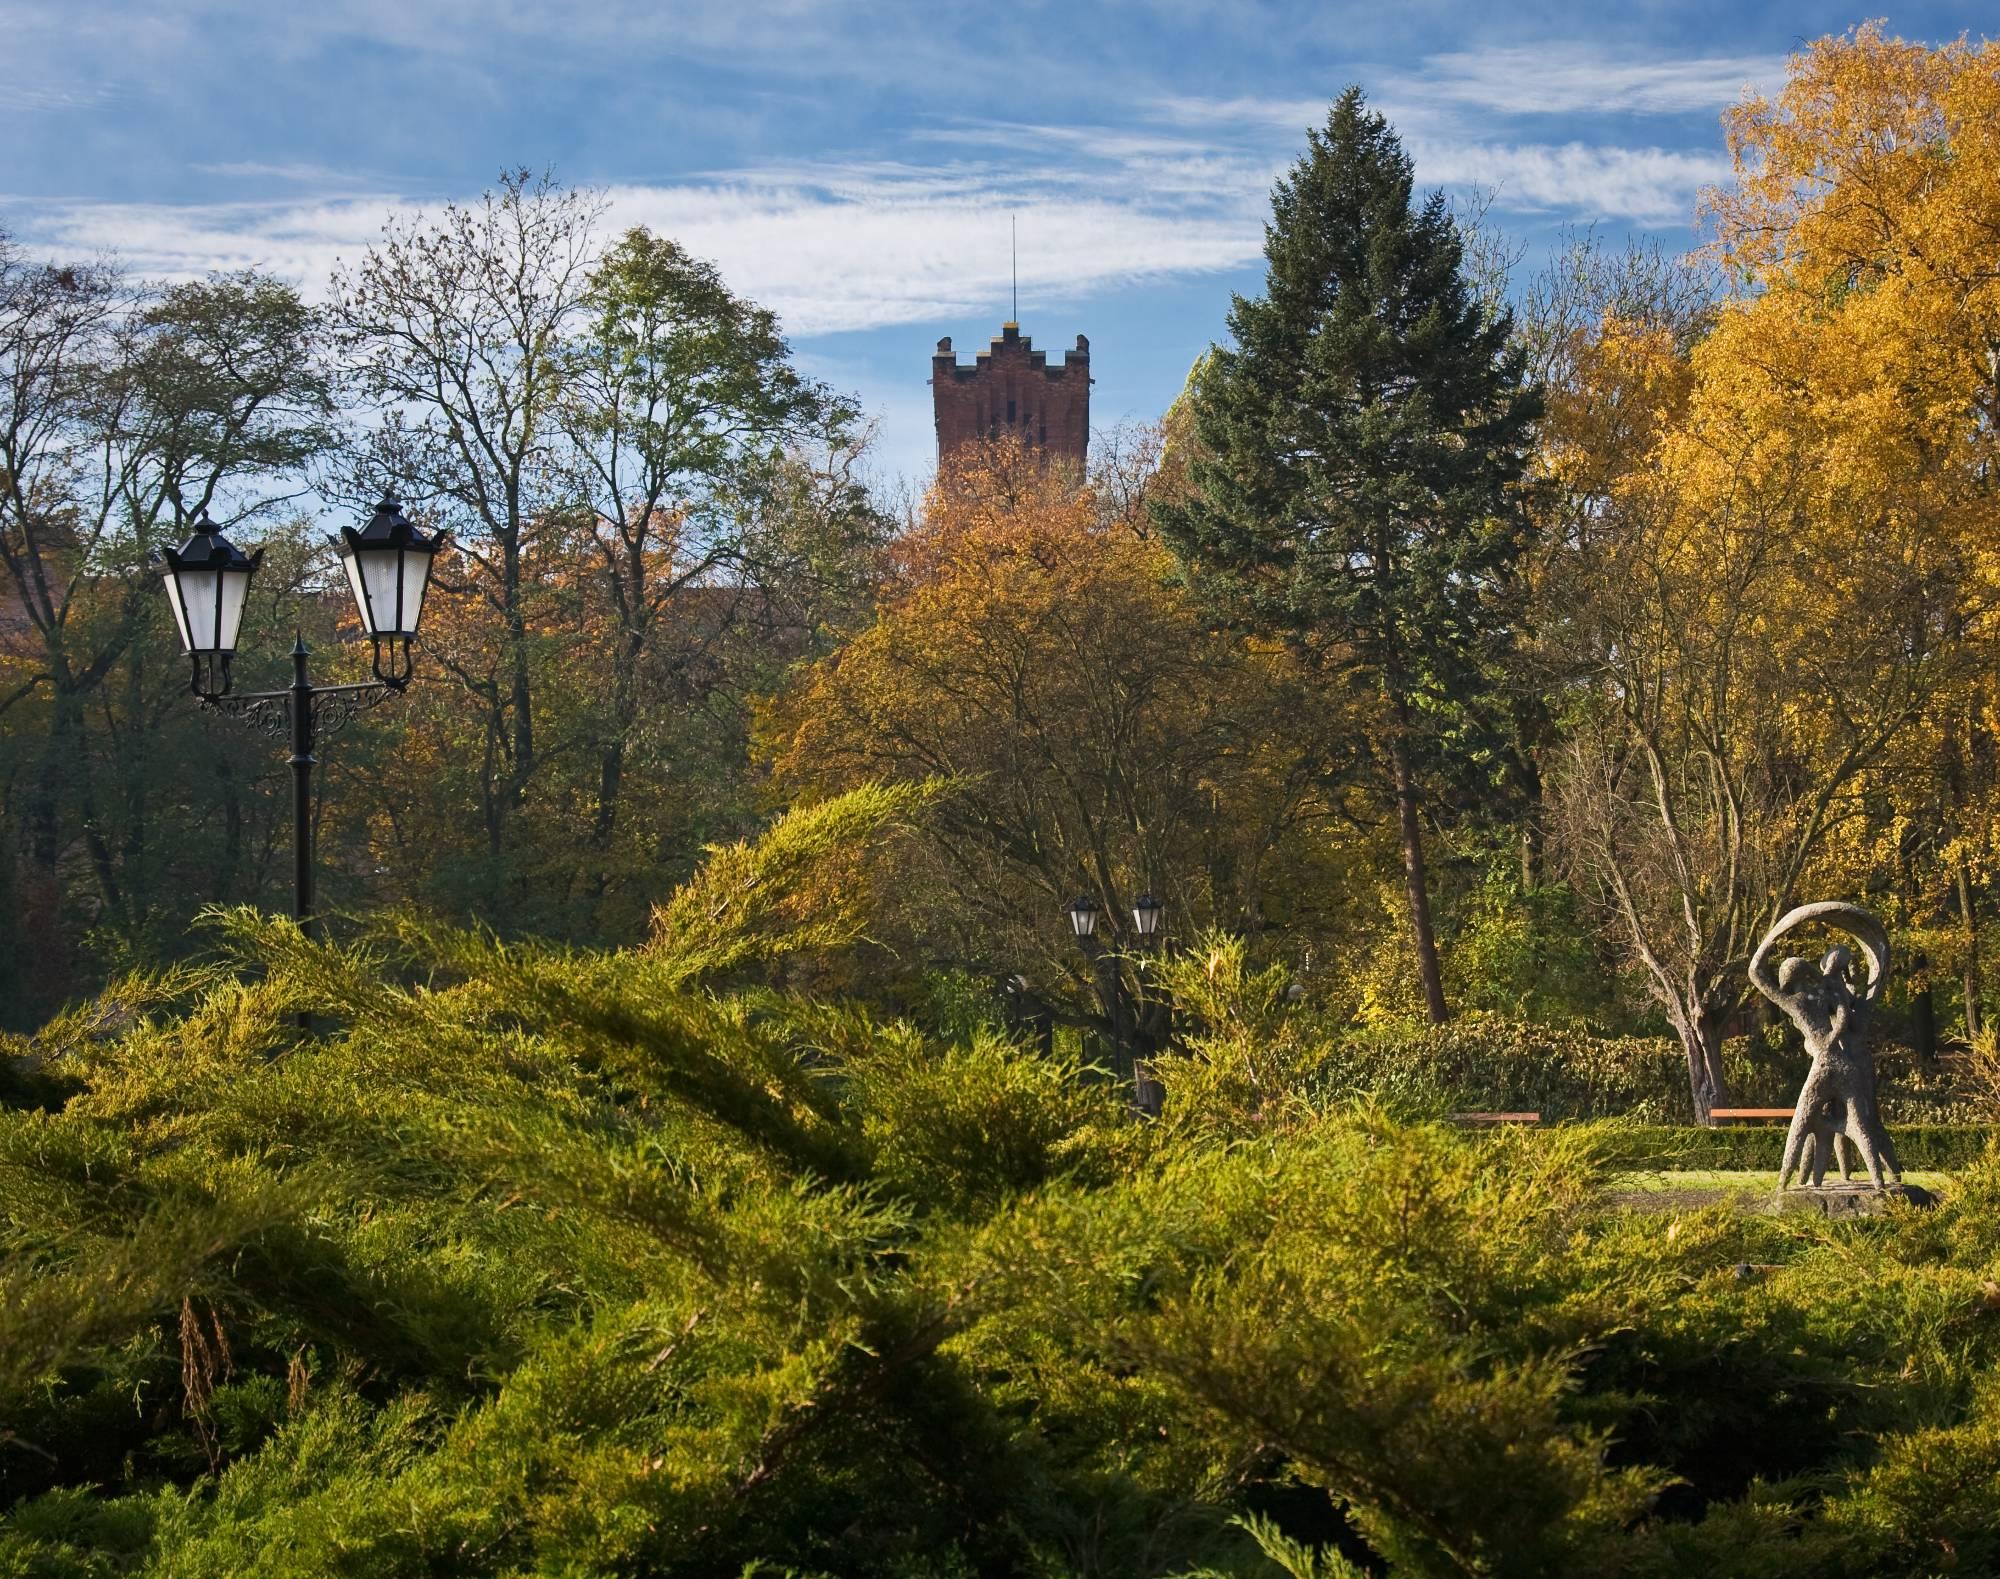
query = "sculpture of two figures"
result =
(1747, 901, 1903, 1191)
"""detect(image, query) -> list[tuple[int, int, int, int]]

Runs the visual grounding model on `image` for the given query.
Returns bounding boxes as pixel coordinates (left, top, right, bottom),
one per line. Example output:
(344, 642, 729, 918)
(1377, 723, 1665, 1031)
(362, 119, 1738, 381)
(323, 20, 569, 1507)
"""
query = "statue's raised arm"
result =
(1747, 915, 1793, 1010)
(1756, 901, 1889, 1007)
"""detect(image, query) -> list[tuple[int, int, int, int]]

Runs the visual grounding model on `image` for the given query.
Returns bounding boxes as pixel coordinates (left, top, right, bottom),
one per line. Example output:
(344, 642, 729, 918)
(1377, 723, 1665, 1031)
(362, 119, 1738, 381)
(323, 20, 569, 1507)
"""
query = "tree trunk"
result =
(1385, 696, 1448, 1024)
(508, 637, 535, 809)
(592, 740, 624, 852)
(1675, 999, 1730, 1125)
(1910, 960, 1937, 1070)
(1957, 857, 1982, 1039)
(28, 685, 77, 877)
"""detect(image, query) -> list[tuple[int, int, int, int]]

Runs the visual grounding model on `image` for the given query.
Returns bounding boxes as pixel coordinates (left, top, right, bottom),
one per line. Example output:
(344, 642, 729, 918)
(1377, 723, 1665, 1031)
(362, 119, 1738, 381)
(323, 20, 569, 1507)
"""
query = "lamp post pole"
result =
(1129, 893, 1167, 1117)
(289, 637, 316, 936)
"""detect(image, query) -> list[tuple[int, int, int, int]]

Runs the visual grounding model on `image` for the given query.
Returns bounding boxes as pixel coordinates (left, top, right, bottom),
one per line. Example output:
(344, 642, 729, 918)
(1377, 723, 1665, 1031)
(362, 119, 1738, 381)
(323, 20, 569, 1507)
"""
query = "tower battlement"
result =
(931, 323, 1090, 467)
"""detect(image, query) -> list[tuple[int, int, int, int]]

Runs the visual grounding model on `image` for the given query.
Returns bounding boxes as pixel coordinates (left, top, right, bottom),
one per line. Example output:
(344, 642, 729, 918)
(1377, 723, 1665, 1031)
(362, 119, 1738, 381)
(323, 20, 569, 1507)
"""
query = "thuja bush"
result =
(6, 792, 2000, 1576)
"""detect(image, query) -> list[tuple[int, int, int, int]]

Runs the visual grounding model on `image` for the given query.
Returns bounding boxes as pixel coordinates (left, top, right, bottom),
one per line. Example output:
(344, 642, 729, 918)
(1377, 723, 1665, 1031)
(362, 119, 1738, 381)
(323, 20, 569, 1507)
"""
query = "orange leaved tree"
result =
(760, 437, 1349, 1047)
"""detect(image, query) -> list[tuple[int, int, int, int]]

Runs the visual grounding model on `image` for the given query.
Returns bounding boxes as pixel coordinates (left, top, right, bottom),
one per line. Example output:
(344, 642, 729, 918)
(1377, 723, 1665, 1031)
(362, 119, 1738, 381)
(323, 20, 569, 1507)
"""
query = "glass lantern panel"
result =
(340, 547, 372, 632)
(161, 569, 195, 652)
(338, 547, 400, 636)
(395, 548, 432, 636)
(178, 569, 222, 653)
(215, 567, 251, 654)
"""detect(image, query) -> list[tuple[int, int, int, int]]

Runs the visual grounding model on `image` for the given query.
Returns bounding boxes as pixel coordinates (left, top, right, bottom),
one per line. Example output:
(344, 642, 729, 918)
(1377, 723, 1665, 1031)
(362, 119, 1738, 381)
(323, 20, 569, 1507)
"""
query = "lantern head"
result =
(156, 513, 262, 697)
(336, 495, 445, 686)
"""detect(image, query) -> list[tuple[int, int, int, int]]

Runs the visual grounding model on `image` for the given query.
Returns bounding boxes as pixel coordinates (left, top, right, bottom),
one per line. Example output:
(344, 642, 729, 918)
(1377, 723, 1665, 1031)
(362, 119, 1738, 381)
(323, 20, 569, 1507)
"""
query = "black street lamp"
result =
(156, 511, 262, 699)
(1062, 887, 1168, 1117)
(1128, 893, 1169, 1117)
(156, 497, 445, 945)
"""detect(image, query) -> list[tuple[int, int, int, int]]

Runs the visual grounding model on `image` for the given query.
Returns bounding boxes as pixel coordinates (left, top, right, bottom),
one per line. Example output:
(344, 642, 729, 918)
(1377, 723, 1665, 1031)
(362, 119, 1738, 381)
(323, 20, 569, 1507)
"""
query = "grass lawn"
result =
(1615, 1169, 1952, 1192)
(1607, 1169, 1952, 1213)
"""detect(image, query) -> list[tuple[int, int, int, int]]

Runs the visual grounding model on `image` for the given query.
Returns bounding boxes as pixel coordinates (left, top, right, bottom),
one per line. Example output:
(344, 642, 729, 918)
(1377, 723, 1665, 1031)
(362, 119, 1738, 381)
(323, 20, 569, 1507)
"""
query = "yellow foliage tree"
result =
(1546, 27, 2000, 1117)
(759, 437, 1353, 1044)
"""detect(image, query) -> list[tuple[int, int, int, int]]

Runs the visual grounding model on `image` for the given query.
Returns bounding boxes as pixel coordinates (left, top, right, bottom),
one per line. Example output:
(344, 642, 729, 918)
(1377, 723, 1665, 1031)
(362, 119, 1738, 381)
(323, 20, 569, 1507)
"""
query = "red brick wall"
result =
(931, 324, 1090, 467)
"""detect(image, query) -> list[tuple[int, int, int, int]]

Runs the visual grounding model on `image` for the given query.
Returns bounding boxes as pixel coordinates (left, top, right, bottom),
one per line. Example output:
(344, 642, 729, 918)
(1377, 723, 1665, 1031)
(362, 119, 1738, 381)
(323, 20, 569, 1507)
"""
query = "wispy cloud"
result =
(0, 81, 121, 114)
(1139, 91, 1726, 224)
(192, 161, 377, 186)
(608, 170, 1262, 334)
(1407, 139, 1728, 223)
(1394, 46, 1784, 117)
(7, 157, 1263, 337)
(5, 36, 1763, 356)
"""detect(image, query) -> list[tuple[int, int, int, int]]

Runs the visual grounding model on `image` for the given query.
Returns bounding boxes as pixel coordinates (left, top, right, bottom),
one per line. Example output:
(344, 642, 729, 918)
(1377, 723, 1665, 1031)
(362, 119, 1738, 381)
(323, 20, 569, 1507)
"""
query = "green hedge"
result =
(1596, 1123, 1999, 1172)
(1310, 1017, 1993, 1128)
(1313, 1018, 1691, 1122)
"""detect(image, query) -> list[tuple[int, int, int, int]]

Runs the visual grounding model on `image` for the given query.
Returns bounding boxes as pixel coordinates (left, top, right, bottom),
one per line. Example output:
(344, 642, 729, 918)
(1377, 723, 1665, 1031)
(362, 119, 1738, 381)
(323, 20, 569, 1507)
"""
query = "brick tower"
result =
(931, 323, 1090, 467)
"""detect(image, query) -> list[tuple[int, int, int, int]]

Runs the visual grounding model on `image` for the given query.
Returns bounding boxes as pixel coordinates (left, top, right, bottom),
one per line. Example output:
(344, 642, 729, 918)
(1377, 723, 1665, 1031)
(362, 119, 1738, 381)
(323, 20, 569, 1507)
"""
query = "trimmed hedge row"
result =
(1311, 1018, 1994, 1128)
(1314, 1018, 1692, 1122)
(1595, 1122, 1999, 1172)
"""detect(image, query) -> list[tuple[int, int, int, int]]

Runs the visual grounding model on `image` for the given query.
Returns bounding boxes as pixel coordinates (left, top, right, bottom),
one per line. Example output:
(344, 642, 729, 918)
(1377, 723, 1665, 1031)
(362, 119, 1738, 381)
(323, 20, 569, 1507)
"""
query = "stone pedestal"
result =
(1770, 1182, 1936, 1219)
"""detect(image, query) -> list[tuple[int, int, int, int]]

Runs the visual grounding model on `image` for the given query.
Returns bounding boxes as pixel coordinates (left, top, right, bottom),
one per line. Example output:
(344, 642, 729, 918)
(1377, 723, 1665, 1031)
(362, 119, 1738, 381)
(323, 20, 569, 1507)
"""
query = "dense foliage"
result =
(6, 799, 2000, 1576)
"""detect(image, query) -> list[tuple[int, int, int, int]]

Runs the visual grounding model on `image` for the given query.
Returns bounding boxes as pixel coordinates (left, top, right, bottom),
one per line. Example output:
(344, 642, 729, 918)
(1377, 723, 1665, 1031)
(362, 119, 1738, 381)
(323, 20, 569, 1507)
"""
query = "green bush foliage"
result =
(8, 800, 2000, 1576)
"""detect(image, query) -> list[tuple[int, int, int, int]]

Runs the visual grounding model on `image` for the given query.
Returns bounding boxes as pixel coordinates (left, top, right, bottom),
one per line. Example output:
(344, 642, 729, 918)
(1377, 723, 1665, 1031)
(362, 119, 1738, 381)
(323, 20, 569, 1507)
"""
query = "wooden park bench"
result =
(1709, 1107, 1795, 1124)
(1450, 1111, 1540, 1126)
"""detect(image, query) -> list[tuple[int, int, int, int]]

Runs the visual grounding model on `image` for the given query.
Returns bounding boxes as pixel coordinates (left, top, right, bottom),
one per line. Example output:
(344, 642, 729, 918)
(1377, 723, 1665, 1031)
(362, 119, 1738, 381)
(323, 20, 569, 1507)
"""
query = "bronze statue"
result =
(1747, 902, 1902, 1190)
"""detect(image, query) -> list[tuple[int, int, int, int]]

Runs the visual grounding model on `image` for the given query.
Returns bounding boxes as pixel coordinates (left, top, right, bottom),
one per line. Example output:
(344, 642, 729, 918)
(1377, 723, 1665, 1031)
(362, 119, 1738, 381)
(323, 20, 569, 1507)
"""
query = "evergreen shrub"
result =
(8, 792, 2000, 1575)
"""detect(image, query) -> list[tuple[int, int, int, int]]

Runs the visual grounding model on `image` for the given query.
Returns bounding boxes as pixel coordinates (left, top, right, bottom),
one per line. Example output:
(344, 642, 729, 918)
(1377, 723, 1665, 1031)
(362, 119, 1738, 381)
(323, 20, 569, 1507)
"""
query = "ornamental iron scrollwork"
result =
(201, 681, 399, 743)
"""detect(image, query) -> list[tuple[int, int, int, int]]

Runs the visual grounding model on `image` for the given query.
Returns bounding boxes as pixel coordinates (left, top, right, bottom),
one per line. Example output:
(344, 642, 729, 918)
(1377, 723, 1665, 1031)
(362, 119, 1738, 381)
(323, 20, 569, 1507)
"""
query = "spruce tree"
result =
(1155, 88, 1539, 1023)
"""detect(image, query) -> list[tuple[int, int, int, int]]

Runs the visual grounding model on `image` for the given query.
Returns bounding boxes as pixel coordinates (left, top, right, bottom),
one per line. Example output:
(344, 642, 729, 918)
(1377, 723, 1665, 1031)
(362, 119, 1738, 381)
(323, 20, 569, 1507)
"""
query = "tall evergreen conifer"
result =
(1155, 88, 1540, 1022)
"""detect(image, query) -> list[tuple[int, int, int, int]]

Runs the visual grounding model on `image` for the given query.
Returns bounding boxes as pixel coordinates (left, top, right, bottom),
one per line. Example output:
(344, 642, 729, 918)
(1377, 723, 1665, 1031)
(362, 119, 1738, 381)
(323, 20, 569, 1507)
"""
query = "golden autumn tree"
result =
(759, 437, 1351, 1041)
(1714, 26, 2000, 1044)
(1546, 27, 2000, 1119)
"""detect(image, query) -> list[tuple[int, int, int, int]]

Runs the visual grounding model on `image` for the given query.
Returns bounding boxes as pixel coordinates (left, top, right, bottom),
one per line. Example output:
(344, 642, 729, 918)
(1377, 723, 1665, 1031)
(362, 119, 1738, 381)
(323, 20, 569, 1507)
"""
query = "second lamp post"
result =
(155, 496, 445, 941)
(1067, 890, 1167, 1115)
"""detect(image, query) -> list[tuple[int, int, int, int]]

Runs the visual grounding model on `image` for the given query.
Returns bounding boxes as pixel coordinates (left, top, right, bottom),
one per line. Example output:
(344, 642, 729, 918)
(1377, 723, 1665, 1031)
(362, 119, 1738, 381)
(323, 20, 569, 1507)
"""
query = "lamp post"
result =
(1065, 889, 1168, 1116)
(155, 497, 444, 944)
(1127, 893, 1169, 1116)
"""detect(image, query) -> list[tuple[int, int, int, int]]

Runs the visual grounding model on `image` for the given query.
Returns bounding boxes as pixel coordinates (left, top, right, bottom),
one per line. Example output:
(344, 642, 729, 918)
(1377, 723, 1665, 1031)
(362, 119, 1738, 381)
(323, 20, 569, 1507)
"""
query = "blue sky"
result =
(2, 2, 1992, 484)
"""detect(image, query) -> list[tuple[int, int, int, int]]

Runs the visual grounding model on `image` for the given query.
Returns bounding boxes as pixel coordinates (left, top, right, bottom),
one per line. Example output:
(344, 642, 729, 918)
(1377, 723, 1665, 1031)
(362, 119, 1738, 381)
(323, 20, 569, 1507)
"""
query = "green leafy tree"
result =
(330, 170, 602, 872)
(0, 242, 335, 1013)
(552, 227, 862, 877)
(1154, 89, 1541, 1023)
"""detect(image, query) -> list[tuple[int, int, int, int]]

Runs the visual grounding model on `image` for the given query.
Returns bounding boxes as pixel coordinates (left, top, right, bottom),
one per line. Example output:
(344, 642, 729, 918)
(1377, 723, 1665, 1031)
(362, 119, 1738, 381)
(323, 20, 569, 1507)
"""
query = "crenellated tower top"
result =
(930, 323, 1091, 466)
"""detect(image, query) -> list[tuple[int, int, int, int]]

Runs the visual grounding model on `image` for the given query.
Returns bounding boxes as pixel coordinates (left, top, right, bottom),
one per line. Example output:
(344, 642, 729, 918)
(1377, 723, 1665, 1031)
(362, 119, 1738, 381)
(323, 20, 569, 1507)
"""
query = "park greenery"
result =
(8, 22, 2000, 1576)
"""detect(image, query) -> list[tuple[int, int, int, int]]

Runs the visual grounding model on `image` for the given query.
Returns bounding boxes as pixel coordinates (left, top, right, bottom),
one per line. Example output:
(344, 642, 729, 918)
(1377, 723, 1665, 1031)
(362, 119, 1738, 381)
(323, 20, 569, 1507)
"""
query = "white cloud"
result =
(193, 161, 376, 186)
(607, 170, 1263, 334)
(1142, 75, 1734, 225)
(6, 37, 1745, 354)
(1408, 138, 1727, 224)
(1400, 45, 1784, 117)
(4, 157, 1266, 338)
